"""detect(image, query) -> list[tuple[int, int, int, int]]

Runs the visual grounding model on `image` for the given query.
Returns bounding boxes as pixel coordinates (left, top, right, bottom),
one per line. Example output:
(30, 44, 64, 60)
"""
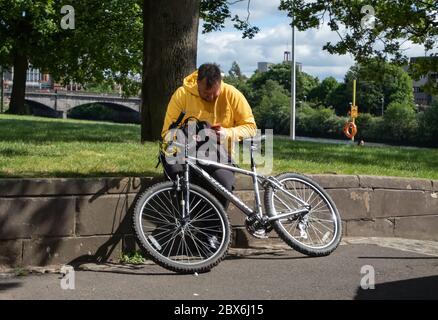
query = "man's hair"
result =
(197, 63, 222, 88)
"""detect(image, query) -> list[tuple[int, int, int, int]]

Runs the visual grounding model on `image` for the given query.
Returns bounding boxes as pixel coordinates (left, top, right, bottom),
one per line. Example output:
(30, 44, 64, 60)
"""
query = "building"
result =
(283, 51, 302, 72)
(2, 67, 82, 91)
(409, 57, 438, 107)
(257, 62, 274, 72)
(257, 52, 303, 73)
(2, 67, 54, 90)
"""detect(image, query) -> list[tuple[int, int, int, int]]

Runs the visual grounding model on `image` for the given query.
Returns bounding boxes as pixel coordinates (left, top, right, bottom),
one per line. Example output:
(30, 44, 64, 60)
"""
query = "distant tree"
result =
(228, 61, 246, 81)
(279, 0, 438, 94)
(247, 63, 319, 102)
(344, 60, 414, 115)
(0, 0, 142, 115)
(309, 77, 340, 105)
(252, 80, 290, 134)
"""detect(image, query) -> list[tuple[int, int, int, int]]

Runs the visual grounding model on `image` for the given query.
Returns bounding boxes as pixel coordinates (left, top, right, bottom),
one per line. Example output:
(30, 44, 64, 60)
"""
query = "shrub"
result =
(383, 102, 417, 142)
(417, 101, 438, 147)
(296, 105, 345, 138)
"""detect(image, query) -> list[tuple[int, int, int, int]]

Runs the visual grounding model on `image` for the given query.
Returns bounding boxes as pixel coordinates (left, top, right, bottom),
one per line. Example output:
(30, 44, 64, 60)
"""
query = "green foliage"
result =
(417, 101, 438, 145)
(308, 76, 340, 104)
(344, 60, 414, 116)
(120, 251, 146, 265)
(383, 102, 417, 142)
(279, 1, 437, 77)
(228, 61, 246, 81)
(0, 0, 143, 97)
(14, 267, 29, 277)
(252, 80, 290, 134)
(247, 63, 319, 102)
(199, 0, 259, 38)
(296, 104, 345, 138)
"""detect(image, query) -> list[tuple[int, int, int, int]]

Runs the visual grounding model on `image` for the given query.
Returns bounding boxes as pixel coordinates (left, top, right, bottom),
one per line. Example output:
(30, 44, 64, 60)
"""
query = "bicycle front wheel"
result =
(264, 173, 342, 256)
(133, 181, 230, 273)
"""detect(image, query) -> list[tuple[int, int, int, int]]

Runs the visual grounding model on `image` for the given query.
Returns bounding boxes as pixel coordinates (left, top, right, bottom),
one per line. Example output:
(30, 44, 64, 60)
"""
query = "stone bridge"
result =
(4, 91, 141, 115)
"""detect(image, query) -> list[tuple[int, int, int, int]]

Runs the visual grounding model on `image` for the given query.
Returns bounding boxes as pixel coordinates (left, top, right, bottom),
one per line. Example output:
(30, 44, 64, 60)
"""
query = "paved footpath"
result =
(1, 237, 437, 300)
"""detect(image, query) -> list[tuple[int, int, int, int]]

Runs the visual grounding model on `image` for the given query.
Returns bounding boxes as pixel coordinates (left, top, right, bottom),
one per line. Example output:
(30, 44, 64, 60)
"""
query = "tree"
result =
(247, 63, 319, 102)
(228, 61, 245, 81)
(252, 80, 290, 134)
(384, 101, 417, 141)
(308, 76, 340, 105)
(279, 1, 438, 93)
(344, 60, 414, 115)
(0, 0, 143, 114)
(141, 0, 259, 141)
(0, 1, 58, 114)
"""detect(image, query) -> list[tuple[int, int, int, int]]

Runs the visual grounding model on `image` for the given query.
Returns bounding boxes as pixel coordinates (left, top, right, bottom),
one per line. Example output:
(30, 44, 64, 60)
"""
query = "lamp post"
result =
(381, 96, 384, 116)
(290, 12, 296, 140)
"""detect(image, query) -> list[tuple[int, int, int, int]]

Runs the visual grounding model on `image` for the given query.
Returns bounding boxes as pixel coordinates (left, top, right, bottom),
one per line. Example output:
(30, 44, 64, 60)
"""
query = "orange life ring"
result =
(343, 121, 357, 139)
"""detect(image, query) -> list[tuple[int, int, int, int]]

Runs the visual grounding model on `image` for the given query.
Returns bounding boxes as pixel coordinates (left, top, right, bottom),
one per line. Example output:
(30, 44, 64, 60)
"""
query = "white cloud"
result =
(197, 0, 434, 82)
(198, 21, 355, 81)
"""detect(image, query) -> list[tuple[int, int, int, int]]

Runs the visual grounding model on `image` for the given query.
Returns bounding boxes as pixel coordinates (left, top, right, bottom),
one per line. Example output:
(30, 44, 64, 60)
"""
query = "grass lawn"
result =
(0, 114, 437, 179)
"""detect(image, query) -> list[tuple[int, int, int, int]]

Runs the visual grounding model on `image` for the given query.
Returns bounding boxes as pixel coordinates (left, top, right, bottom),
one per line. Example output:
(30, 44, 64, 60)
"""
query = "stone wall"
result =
(0, 175, 437, 267)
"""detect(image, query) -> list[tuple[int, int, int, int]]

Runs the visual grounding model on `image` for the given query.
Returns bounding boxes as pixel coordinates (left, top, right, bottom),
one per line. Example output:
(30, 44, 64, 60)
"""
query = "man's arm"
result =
(161, 87, 185, 140)
(224, 89, 257, 141)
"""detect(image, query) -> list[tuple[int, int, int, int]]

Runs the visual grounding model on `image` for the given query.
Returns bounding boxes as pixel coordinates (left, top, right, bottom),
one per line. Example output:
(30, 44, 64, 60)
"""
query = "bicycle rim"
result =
(271, 176, 340, 250)
(136, 186, 227, 266)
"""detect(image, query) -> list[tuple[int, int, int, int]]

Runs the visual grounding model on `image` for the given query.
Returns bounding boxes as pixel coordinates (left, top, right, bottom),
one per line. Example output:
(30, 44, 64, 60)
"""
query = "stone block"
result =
(22, 236, 123, 266)
(433, 180, 438, 192)
(0, 240, 22, 267)
(359, 175, 432, 191)
(370, 190, 428, 218)
(0, 197, 75, 240)
(309, 174, 360, 189)
(346, 218, 395, 237)
(75, 195, 131, 236)
(227, 191, 262, 226)
(0, 178, 107, 197)
(234, 176, 255, 191)
(326, 189, 372, 220)
(394, 215, 438, 241)
(106, 177, 163, 194)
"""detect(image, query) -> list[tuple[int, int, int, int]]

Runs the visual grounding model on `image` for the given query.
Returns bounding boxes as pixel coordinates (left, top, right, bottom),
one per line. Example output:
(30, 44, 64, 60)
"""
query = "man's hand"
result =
(211, 123, 227, 141)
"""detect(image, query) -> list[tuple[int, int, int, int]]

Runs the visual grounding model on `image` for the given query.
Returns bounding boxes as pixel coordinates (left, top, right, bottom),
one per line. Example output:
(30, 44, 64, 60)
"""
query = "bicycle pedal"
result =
(249, 229, 269, 239)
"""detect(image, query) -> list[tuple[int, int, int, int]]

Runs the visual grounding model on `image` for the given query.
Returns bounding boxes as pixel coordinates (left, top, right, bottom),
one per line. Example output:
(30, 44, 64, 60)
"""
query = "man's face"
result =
(197, 78, 221, 102)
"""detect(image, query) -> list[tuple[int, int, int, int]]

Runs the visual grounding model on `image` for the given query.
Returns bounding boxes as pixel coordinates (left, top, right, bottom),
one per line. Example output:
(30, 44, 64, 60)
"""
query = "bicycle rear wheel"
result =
(264, 173, 342, 256)
(133, 181, 230, 273)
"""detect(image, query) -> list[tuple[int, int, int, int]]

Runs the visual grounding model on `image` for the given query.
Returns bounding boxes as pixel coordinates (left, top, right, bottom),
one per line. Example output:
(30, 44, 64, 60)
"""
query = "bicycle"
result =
(133, 114, 342, 273)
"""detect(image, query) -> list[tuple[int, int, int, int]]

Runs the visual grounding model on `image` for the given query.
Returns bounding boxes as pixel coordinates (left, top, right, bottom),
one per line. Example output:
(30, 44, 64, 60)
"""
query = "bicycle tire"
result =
(264, 173, 342, 256)
(133, 181, 231, 273)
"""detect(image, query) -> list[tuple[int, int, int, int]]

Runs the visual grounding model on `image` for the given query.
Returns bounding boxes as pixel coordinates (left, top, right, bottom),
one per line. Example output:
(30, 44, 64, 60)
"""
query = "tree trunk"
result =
(141, 0, 200, 142)
(9, 49, 29, 115)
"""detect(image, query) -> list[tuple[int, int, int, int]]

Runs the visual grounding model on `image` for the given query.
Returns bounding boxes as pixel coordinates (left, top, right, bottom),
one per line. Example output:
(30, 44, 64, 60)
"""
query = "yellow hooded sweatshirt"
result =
(161, 70, 257, 152)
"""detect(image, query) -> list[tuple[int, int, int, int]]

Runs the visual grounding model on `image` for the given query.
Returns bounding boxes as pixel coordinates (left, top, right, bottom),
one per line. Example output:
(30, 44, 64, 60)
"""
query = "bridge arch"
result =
(24, 99, 63, 118)
(67, 102, 140, 124)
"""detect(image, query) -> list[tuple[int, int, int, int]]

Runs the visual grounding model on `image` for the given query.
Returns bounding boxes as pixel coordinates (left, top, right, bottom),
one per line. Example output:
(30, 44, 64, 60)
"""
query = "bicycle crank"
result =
(245, 215, 273, 239)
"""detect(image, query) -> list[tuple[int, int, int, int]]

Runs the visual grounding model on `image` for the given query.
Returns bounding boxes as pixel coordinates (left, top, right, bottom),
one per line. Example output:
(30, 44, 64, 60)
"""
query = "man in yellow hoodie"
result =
(161, 63, 257, 208)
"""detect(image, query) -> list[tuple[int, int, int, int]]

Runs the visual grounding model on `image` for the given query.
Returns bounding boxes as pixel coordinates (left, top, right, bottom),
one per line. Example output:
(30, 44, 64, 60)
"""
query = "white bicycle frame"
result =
(174, 138, 311, 224)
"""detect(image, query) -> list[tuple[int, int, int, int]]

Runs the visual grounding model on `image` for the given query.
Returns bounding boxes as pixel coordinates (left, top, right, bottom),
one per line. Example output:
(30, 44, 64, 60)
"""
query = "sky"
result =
(197, 0, 431, 82)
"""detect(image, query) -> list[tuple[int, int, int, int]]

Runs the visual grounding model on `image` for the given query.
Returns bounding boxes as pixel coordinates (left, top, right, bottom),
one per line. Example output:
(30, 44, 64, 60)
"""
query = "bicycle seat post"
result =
(250, 139, 263, 217)
(183, 137, 190, 219)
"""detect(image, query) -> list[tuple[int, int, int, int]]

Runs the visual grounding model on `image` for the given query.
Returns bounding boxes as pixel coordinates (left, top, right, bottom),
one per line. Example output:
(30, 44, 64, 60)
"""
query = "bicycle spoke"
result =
(137, 186, 226, 266)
